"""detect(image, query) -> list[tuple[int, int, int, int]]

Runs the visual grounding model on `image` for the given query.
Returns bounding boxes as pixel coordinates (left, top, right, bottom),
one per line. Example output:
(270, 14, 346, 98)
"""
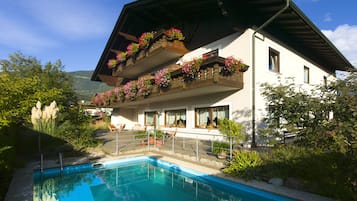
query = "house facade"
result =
(91, 0, 352, 146)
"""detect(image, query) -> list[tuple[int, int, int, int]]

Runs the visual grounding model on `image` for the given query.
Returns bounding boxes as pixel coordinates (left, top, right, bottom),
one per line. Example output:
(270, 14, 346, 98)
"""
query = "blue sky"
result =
(0, 0, 356, 72)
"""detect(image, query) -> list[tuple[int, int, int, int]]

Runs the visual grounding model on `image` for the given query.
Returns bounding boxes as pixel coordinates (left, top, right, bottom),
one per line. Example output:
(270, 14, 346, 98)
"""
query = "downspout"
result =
(251, 0, 290, 147)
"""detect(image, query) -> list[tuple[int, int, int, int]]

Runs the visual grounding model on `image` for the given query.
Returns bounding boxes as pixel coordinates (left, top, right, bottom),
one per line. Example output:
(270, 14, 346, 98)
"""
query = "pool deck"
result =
(5, 151, 336, 201)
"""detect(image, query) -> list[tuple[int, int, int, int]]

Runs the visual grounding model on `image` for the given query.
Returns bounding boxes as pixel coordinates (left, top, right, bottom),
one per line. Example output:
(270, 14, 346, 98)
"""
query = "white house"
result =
(91, 0, 352, 146)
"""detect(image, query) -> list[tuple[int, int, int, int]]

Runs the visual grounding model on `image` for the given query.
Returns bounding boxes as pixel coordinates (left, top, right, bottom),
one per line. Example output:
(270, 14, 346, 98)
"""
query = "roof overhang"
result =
(92, 0, 353, 82)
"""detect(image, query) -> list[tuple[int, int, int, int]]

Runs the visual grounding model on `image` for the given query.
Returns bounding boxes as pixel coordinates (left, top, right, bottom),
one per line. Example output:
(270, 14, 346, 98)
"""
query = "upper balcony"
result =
(111, 32, 189, 79)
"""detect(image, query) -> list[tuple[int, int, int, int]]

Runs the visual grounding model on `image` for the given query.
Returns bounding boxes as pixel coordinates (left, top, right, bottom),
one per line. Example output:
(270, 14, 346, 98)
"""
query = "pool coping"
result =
(5, 152, 336, 201)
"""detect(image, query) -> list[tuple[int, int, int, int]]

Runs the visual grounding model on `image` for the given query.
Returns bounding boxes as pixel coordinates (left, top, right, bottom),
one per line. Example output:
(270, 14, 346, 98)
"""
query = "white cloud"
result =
(0, 15, 59, 53)
(322, 24, 357, 67)
(22, 0, 114, 40)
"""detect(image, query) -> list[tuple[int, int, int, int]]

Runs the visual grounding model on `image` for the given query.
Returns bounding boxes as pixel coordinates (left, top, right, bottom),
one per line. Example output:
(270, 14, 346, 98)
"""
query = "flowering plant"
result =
(123, 80, 137, 101)
(126, 43, 140, 56)
(165, 27, 185, 41)
(154, 68, 171, 88)
(98, 93, 106, 106)
(223, 56, 248, 74)
(107, 59, 118, 69)
(139, 32, 155, 49)
(182, 58, 203, 81)
(106, 90, 114, 101)
(116, 51, 127, 62)
(137, 77, 153, 97)
(114, 87, 125, 102)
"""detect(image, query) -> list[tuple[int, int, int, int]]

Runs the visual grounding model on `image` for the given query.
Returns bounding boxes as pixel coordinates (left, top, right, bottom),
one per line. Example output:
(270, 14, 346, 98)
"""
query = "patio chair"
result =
(108, 124, 116, 132)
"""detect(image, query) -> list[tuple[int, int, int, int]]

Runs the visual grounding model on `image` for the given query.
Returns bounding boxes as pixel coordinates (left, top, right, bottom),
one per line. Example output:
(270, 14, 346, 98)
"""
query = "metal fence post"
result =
(196, 137, 199, 161)
(229, 136, 233, 161)
(147, 131, 150, 151)
(154, 130, 156, 148)
(172, 136, 175, 153)
(115, 130, 119, 155)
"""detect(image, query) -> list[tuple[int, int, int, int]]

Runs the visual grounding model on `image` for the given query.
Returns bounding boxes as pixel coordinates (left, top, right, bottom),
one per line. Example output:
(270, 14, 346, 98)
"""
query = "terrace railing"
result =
(111, 130, 246, 163)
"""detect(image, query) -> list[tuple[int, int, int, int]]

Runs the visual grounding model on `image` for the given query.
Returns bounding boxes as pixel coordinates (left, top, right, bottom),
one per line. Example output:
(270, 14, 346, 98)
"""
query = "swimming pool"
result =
(34, 156, 294, 201)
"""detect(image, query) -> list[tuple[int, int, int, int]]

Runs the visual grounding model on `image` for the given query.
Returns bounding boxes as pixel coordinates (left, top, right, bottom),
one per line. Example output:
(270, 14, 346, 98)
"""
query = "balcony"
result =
(110, 65, 244, 107)
(112, 38, 189, 79)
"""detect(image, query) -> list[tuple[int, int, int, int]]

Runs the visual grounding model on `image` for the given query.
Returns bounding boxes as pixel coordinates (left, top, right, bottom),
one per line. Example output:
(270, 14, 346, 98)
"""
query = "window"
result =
(269, 48, 280, 72)
(195, 106, 229, 128)
(145, 111, 156, 126)
(165, 109, 186, 128)
(304, 66, 310, 83)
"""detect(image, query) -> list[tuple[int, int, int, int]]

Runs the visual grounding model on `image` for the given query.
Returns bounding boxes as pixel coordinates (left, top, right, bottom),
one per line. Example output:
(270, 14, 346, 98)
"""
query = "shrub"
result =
(212, 141, 229, 154)
(223, 150, 263, 179)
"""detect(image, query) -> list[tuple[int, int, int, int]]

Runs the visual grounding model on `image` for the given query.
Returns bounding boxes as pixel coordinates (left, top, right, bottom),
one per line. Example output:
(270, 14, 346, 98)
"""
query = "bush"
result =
(223, 150, 262, 179)
(223, 145, 356, 201)
(212, 141, 229, 154)
(55, 120, 99, 149)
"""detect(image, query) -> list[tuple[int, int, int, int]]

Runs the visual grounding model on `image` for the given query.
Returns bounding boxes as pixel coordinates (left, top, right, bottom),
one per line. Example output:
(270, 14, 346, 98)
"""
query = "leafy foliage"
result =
(223, 151, 262, 179)
(260, 70, 356, 153)
(218, 118, 245, 142)
(0, 52, 76, 127)
(212, 141, 229, 154)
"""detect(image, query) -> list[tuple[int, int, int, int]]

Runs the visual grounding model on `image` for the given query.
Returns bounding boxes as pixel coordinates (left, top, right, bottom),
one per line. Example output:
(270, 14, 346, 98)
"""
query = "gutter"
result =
(251, 0, 290, 147)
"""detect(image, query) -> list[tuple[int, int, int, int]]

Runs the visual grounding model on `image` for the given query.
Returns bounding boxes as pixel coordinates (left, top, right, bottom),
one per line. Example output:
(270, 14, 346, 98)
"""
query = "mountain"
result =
(69, 71, 112, 101)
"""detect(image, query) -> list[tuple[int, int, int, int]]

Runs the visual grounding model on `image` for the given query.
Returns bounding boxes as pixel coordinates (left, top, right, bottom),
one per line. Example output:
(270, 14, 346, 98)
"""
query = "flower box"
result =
(112, 35, 188, 78)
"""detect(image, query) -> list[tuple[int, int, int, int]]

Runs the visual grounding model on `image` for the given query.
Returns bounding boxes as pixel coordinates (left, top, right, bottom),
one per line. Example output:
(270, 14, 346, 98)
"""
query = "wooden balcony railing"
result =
(109, 65, 244, 107)
(112, 37, 188, 79)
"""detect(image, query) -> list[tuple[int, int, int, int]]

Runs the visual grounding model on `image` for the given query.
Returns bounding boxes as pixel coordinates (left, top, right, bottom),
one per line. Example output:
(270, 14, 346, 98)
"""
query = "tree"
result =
(260, 70, 356, 154)
(0, 52, 77, 127)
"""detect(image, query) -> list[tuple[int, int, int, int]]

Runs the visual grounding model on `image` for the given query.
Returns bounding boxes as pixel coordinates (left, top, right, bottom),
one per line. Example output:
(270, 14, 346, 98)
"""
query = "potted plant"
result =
(114, 87, 125, 102)
(164, 27, 185, 41)
(154, 68, 171, 88)
(212, 141, 229, 159)
(105, 89, 114, 103)
(134, 130, 147, 146)
(126, 43, 140, 57)
(107, 59, 118, 69)
(155, 130, 164, 147)
(116, 51, 127, 63)
(223, 56, 249, 75)
(182, 58, 203, 82)
(137, 77, 153, 97)
(123, 80, 137, 101)
(139, 31, 155, 50)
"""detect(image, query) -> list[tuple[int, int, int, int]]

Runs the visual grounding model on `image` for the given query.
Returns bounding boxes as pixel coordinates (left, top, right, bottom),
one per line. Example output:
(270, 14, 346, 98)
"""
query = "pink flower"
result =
(99, 93, 106, 106)
(123, 81, 137, 101)
(138, 32, 155, 49)
(165, 27, 185, 41)
(182, 58, 203, 81)
(107, 59, 117, 68)
(126, 43, 140, 56)
(116, 52, 127, 62)
(154, 68, 171, 88)
(137, 77, 153, 97)
(223, 56, 242, 74)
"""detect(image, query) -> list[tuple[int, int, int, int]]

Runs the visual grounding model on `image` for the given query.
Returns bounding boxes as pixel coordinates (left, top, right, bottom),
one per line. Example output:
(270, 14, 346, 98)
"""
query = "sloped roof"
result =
(92, 0, 353, 82)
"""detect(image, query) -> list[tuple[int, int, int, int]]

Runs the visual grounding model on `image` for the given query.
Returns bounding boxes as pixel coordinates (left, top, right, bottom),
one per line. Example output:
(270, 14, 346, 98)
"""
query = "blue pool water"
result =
(33, 156, 294, 201)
